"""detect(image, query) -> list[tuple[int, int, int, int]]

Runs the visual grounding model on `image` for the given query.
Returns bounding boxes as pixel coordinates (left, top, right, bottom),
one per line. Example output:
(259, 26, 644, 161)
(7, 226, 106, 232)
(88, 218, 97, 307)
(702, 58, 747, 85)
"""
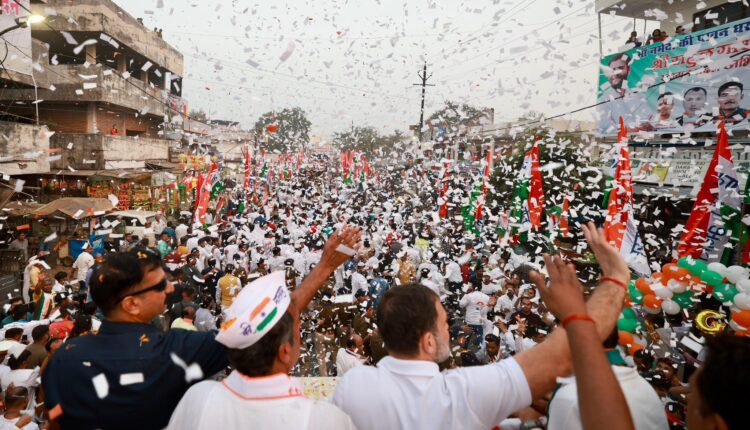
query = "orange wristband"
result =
(600, 276, 628, 290)
(561, 313, 595, 328)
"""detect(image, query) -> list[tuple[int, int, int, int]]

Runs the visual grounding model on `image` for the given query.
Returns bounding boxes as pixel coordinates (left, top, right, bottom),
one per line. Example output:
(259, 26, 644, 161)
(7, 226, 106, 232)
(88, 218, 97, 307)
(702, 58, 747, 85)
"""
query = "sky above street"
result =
(116, 0, 644, 137)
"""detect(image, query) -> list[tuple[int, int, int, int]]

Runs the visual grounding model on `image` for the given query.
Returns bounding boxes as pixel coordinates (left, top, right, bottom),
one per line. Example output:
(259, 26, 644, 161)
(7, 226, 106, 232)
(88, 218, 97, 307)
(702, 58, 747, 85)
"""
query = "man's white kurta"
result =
(336, 348, 365, 376)
(547, 366, 668, 430)
(166, 372, 355, 430)
(333, 356, 531, 430)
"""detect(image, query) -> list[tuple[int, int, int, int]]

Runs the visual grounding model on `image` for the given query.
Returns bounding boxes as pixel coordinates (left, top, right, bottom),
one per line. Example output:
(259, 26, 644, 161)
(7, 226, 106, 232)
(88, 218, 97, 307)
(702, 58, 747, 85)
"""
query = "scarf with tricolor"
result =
(33, 292, 54, 320)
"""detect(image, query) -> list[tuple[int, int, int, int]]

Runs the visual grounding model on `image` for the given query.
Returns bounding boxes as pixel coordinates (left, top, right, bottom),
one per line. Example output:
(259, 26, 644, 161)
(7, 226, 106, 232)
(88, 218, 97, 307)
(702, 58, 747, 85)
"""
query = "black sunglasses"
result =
(115, 277, 168, 304)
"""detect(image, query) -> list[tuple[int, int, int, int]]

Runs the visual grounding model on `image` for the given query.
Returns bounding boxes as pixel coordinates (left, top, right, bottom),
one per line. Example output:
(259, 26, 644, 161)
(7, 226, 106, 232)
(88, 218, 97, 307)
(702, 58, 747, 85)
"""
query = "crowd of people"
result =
(0, 156, 748, 430)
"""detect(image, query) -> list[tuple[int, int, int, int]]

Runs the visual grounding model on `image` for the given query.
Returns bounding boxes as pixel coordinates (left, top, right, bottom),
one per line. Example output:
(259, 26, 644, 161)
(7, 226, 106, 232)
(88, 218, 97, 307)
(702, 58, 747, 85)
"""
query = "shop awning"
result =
(32, 197, 115, 218)
(90, 169, 153, 182)
(1, 201, 44, 217)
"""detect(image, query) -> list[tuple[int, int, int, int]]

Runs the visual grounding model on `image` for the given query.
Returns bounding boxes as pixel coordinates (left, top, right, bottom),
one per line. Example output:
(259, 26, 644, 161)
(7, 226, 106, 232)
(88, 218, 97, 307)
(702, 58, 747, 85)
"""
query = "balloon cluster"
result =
(616, 306, 646, 354)
(624, 257, 750, 336)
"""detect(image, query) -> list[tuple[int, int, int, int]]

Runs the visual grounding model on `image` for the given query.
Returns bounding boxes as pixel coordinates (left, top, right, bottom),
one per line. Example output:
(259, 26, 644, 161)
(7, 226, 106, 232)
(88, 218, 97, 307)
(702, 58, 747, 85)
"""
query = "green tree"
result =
(427, 101, 489, 136)
(254, 107, 312, 152)
(189, 109, 208, 121)
(332, 126, 380, 153)
(489, 126, 604, 222)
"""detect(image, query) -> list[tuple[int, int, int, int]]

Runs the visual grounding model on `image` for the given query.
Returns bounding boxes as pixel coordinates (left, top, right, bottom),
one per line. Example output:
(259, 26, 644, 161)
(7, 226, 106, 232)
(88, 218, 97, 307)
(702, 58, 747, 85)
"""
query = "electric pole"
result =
(412, 62, 434, 142)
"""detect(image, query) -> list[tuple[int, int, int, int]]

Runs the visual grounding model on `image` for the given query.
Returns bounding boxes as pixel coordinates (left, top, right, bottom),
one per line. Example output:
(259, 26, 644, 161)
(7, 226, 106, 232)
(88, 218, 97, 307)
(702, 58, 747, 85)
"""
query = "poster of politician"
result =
(597, 17, 750, 136)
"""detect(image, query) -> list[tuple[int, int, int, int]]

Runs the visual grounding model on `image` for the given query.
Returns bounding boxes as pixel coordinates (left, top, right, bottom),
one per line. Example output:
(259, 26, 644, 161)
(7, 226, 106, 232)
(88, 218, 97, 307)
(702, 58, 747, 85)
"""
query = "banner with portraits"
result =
(596, 17, 750, 136)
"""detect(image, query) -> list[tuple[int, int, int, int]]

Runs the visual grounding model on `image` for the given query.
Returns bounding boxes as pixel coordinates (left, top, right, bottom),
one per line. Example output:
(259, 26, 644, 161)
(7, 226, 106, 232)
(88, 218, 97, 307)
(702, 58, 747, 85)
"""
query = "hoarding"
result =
(597, 17, 750, 136)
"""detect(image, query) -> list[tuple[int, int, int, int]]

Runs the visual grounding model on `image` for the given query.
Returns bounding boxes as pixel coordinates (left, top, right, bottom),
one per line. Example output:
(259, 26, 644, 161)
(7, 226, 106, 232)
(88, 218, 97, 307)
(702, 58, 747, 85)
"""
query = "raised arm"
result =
(536, 254, 634, 430)
(291, 225, 361, 312)
(514, 222, 628, 399)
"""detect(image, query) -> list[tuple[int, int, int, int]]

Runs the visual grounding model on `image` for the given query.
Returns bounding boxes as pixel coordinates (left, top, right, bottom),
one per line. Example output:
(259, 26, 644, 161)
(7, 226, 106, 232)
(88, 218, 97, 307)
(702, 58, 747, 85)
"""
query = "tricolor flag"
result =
(559, 193, 570, 238)
(243, 144, 251, 191)
(438, 161, 451, 219)
(604, 118, 649, 276)
(677, 119, 742, 264)
(506, 139, 545, 243)
(194, 163, 217, 224)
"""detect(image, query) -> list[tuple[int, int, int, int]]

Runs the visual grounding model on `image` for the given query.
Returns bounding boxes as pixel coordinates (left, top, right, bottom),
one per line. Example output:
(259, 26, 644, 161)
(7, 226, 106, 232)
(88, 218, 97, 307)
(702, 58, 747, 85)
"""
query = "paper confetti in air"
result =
(92, 373, 109, 399)
(170, 352, 204, 383)
(119, 373, 145, 386)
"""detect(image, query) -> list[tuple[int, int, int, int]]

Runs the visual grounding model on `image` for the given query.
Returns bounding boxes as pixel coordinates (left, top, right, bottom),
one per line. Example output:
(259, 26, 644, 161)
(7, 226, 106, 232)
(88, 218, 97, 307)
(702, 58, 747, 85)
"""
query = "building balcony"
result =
(49, 134, 175, 171)
(31, 0, 183, 77)
(0, 63, 166, 117)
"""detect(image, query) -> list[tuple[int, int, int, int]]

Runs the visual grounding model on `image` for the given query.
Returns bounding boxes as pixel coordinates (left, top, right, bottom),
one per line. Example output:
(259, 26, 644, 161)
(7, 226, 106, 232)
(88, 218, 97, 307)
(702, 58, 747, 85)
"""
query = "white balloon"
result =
(661, 300, 681, 315)
(707, 262, 727, 277)
(667, 279, 688, 293)
(734, 293, 750, 310)
(725, 265, 748, 284)
(644, 306, 661, 315)
(737, 279, 750, 294)
(652, 285, 674, 300)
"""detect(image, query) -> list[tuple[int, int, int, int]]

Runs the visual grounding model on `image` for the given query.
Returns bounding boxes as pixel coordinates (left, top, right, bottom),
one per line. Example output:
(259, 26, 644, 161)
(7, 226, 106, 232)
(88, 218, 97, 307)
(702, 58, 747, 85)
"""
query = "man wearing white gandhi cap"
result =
(167, 227, 361, 430)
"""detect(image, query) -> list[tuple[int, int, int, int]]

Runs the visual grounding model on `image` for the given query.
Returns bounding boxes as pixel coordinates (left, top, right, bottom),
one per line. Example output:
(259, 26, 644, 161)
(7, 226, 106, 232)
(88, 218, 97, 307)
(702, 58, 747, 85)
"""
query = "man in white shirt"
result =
(350, 265, 369, 296)
(547, 329, 667, 430)
(459, 287, 492, 346)
(495, 285, 517, 315)
(185, 235, 200, 254)
(336, 334, 366, 376)
(167, 227, 362, 430)
(71, 247, 94, 285)
(153, 214, 167, 236)
(174, 222, 189, 243)
(333, 265, 628, 430)
(480, 273, 501, 295)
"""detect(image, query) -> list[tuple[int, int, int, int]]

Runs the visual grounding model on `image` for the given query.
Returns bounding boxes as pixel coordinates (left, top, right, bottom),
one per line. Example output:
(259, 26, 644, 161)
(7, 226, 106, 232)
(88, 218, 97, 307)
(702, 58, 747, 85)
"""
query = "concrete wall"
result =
(102, 135, 169, 163)
(0, 121, 51, 175)
(214, 141, 247, 162)
(96, 108, 162, 138)
(32, 0, 183, 76)
(49, 134, 171, 170)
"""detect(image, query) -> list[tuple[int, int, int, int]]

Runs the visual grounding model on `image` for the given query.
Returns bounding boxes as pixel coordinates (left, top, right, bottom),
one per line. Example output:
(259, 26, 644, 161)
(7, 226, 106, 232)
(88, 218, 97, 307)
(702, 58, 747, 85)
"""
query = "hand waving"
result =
(530, 254, 586, 321)
(318, 225, 362, 272)
(581, 222, 630, 282)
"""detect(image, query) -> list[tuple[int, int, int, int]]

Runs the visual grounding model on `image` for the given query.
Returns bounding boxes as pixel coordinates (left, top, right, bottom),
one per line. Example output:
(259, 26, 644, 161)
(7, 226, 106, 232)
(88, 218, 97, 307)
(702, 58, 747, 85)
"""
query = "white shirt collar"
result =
(377, 356, 440, 377)
(222, 371, 304, 400)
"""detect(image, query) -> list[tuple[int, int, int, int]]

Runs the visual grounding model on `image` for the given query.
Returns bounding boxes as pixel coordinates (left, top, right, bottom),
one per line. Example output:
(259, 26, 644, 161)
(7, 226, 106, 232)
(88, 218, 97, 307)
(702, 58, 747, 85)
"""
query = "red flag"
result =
(560, 193, 570, 238)
(194, 163, 217, 224)
(677, 119, 738, 261)
(604, 118, 632, 249)
(528, 140, 544, 229)
(243, 144, 251, 191)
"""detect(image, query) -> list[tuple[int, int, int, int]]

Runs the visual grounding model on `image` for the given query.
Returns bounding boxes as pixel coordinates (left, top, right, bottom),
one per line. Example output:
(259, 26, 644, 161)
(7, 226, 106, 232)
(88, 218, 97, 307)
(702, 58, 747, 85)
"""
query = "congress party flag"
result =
(506, 139, 545, 243)
(677, 119, 742, 265)
(604, 118, 650, 276)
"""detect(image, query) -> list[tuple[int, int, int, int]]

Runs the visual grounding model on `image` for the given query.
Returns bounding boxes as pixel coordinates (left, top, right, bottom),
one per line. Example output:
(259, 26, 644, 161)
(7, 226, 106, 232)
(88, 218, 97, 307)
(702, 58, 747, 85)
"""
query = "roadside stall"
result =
(151, 171, 180, 217)
(0, 201, 44, 273)
(32, 197, 115, 264)
(86, 170, 153, 211)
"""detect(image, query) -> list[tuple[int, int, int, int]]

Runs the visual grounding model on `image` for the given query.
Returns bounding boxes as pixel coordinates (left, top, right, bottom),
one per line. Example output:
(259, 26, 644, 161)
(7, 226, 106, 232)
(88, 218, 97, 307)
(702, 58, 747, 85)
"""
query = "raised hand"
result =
(530, 255, 586, 322)
(581, 222, 630, 282)
(318, 225, 362, 271)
